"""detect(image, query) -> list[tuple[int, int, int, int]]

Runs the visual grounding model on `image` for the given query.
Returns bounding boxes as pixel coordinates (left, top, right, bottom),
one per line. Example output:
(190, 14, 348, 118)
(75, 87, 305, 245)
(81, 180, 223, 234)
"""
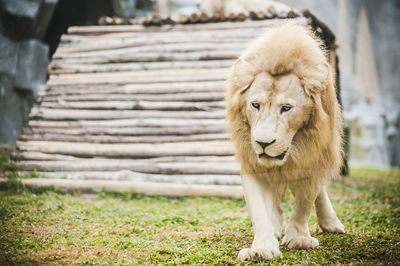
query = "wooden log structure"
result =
(0, 178, 244, 197)
(13, 12, 344, 192)
(97, 8, 300, 27)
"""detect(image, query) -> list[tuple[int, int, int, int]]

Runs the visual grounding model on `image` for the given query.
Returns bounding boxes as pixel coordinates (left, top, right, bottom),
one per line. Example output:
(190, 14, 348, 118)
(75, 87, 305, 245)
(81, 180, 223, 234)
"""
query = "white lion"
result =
(196, 0, 291, 17)
(226, 24, 345, 262)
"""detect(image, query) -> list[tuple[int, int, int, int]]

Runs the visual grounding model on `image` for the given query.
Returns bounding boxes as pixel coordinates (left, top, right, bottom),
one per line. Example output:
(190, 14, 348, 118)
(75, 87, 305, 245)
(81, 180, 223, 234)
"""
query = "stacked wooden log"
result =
(142, 10, 299, 26)
(15, 17, 312, 185)
(97, 8, 299, 27)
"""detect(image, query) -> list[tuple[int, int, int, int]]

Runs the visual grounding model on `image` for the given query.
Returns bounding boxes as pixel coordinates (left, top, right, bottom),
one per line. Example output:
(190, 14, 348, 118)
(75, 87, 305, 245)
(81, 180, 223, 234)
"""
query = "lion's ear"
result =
(227, 58, 257, 122)
(230, 58, 258, 92)
(239, 80, 253, 94)
(302, 63, 337, 118)
(229, 80, 253, 109)
(320, 63, 337, 118)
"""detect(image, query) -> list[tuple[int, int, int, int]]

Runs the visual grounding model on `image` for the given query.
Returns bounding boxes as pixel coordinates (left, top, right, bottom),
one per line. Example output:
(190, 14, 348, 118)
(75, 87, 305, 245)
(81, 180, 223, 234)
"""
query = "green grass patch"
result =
(0, 166, 399, 264)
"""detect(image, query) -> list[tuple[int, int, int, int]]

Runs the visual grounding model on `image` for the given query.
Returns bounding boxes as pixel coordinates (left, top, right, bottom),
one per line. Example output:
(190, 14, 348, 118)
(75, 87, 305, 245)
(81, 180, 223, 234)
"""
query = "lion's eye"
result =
(251, 102, 260, 110)
(280, 105, 292, 113)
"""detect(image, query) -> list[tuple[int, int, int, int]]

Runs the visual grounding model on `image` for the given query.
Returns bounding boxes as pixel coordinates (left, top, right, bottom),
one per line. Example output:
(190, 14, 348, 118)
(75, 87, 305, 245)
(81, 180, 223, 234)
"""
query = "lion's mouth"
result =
(258, 150, 288, 161)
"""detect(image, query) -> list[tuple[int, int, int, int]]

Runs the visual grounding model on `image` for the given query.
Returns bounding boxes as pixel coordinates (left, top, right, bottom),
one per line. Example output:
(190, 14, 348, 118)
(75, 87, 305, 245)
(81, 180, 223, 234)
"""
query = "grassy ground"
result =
(0, 152, 399, 264)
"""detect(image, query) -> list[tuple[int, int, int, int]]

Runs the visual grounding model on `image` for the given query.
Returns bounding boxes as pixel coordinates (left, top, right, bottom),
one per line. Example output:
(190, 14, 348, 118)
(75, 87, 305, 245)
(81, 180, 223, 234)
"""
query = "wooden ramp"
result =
(14, 17, 311, 186)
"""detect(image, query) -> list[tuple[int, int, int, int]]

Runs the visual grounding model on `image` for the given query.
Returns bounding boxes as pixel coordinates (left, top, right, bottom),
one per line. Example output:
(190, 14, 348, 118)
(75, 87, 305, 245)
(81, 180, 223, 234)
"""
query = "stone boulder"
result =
(0, 0, 56, 147)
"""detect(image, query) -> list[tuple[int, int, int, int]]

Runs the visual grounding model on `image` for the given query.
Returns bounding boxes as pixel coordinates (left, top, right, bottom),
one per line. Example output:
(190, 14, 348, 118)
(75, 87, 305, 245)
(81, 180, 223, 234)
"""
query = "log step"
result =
(22, 125, 226, 136)
(40, 92, 225, 102)
(14, 152, 235, 163)
(17, 159, 240, 175)
(28, 118, 225, 128)
(48, 60, 236, 74)
(16, 140, 235, 158)
(0, 178, 244, 198)
(19, 132, 229, 143)
(29, 109, 226, 120)
(17, 172, 241, 185)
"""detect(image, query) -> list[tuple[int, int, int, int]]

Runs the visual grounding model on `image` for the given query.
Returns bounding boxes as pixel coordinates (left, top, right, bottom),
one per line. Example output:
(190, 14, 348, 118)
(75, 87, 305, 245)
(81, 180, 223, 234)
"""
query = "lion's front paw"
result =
(238, 247, 282, 262)
(281, 235, 319, 249)
(319, 217, 345, 233)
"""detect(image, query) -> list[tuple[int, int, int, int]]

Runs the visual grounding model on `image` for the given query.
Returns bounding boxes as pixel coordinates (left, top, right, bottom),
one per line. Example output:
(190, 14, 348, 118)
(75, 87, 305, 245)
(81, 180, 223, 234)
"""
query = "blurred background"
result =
(0, 0, 399, 169)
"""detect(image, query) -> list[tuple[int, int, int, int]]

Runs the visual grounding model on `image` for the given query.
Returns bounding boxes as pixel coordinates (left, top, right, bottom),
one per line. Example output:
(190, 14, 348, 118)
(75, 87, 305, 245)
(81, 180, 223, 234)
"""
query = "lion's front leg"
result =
(315, 186, 345, 233)
(282, 184, 319, 249)
(238, 174, 281, 262)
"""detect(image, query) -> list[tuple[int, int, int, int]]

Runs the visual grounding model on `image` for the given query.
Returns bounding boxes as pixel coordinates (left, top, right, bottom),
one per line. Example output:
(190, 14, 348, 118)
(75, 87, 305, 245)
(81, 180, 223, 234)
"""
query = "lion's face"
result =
(245, 72, 314, 167)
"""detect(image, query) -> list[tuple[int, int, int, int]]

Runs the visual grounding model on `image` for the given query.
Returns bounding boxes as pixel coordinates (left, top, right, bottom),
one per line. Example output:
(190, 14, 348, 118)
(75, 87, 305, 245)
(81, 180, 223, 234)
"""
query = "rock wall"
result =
(0, 0, 57, 147)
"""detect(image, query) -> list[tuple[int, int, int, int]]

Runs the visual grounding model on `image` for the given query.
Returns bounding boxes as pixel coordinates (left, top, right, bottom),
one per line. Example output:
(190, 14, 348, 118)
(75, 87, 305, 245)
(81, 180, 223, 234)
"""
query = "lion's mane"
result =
(226, 24, 343, 185)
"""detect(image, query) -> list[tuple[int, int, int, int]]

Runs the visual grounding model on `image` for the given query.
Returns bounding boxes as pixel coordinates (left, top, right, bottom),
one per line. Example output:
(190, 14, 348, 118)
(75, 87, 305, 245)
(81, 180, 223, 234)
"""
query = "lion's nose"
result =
(256, 139, 276, 149)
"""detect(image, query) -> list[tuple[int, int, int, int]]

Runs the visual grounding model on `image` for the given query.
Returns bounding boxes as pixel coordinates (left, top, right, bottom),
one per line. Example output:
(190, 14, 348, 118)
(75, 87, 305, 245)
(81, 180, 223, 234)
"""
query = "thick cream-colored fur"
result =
(226, 24, 345, 262)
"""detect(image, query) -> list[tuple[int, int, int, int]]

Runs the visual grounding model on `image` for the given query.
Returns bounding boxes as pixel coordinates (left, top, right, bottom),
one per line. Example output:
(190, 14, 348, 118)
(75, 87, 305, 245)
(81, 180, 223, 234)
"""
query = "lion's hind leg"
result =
(315, 186, 345, 233)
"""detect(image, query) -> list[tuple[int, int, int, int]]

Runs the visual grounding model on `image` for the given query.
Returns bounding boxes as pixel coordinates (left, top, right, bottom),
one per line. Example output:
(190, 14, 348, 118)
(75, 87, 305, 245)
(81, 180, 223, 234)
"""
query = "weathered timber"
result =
(58, 20, 305, 54)
(98, 16, 116, 25)
(47, 73, 226, 86)
(53, 43, 246, 59)
(12, 151, 81, 161)
(237, 13, 247, 21)
(99, 16, 136, 26)
(19, 133, 229, 143)
(189, 13, 200, 23)
(51, 50, 240, 65)
(40, 92, 225, 102)
(136, 155, 236, 163)
(56, 38, 246, 54)
(48, 60, 235, 74)
(30, 108, 225, 120)
(141, 11, 299, 26)
(17, 159, 240, 175)
(16, 140, 235, 158)
(178, 14, 189, 24)
(28, 118, 225, 128)
(40, 101, 225, 111)
(23, 125, 226, 136)
(46, 81, 226, 95)
(20, 171, 240, 185)
(67, 18, 304, 35)
(14, 151, 234, 163)
(199, 13, 209, 23)
(0, 178, 244, 198)
(49, 68, 228, 80)
(60, 29, 261, 46)
(228, 13, 238, 21)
